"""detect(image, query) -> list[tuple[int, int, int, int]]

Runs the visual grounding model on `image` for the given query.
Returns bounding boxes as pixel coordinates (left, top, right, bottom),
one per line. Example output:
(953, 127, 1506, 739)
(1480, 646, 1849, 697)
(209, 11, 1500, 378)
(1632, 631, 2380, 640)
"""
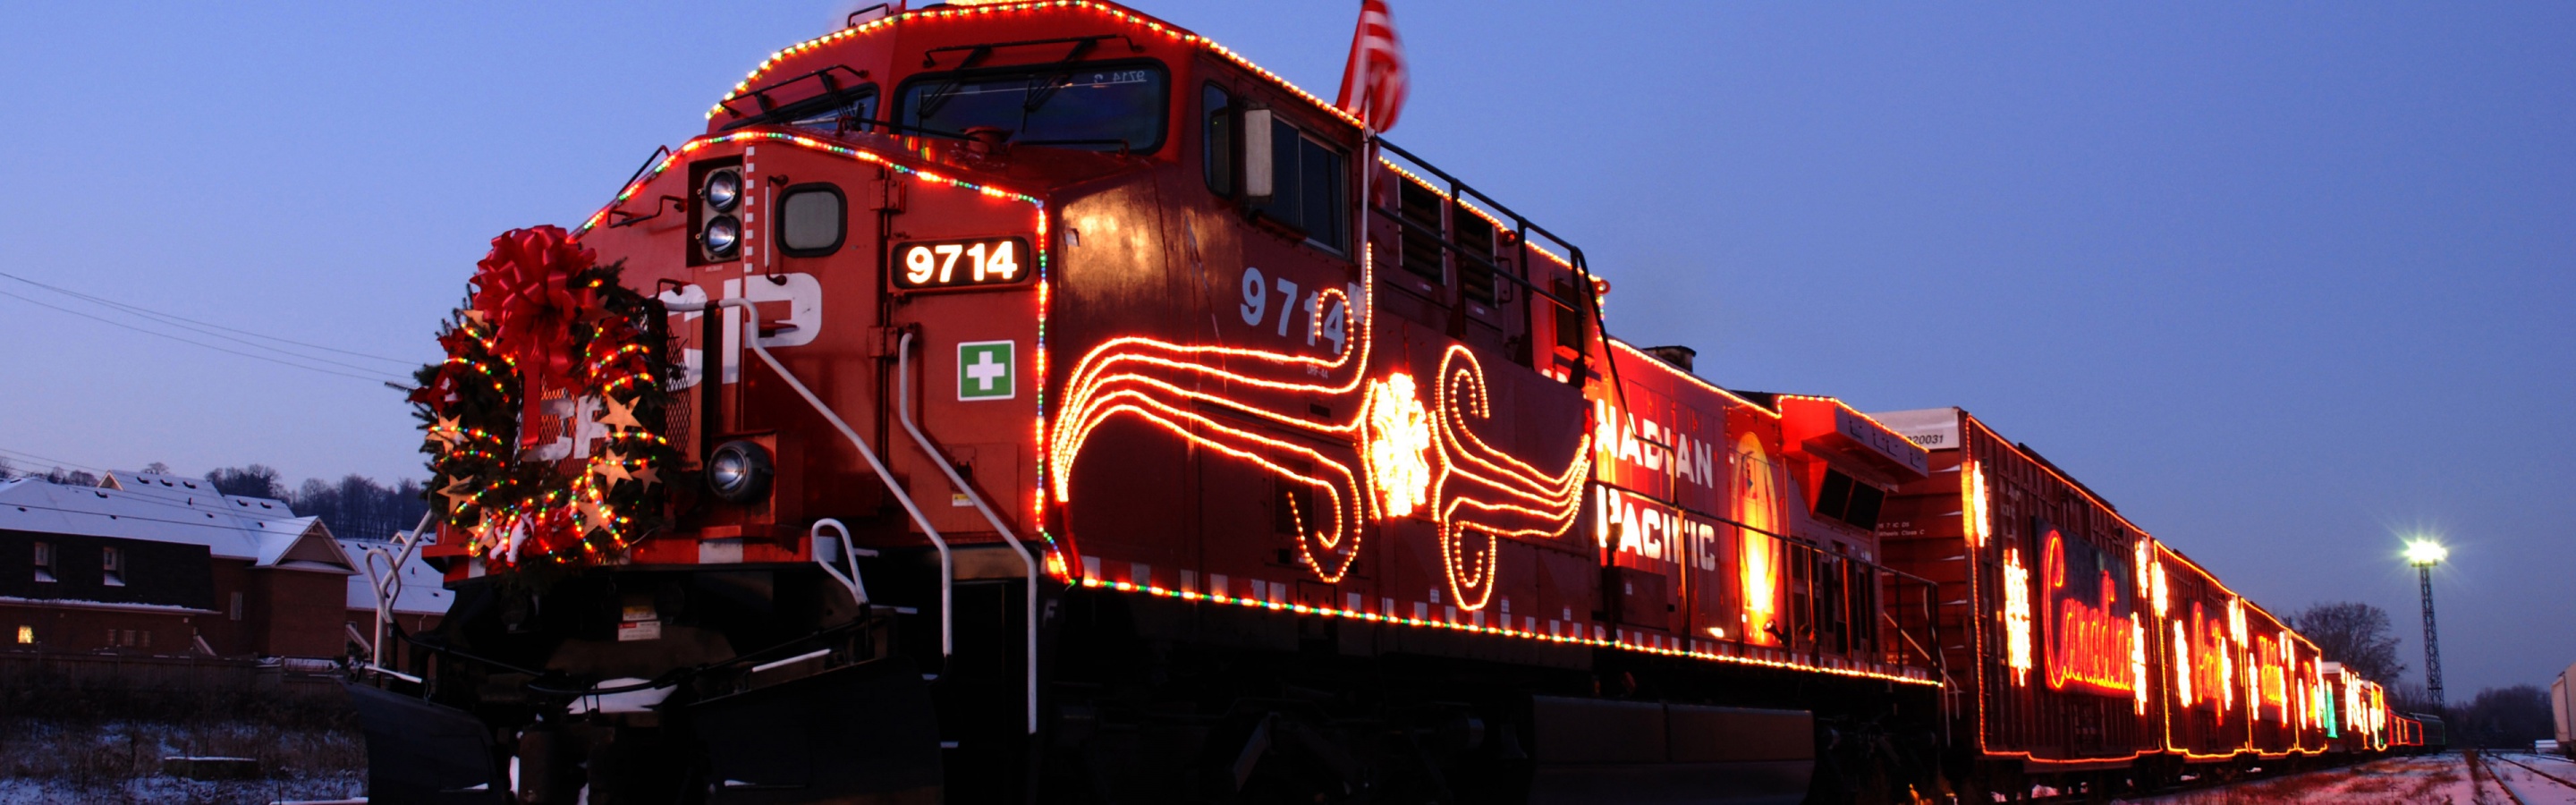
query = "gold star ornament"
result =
(597, 395, 645, 431)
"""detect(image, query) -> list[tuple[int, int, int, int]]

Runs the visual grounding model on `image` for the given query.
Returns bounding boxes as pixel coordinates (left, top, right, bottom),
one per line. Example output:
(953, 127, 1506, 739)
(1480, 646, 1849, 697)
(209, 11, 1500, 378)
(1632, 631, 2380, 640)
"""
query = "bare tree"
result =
(140, 462, 172, 475)
(2291, 601, 2408, 684)
(204, 464, 286, 499)
(2453, 685, 2553, 748)
(292, 473, 430, 540)
(45, 467, 98, 487)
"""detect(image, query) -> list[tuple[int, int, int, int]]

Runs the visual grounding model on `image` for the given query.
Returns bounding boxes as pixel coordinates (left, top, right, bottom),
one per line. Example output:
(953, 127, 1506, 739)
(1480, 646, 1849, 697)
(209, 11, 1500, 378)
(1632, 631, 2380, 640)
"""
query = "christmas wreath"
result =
(411, 225, 679, 565)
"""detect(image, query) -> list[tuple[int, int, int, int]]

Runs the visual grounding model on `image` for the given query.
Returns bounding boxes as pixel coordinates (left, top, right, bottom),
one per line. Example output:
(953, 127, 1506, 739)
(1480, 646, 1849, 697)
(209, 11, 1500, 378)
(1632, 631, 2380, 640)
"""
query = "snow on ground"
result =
(0, 718, 364, 804)
(2486, 752, 2576, 805)
(2118, 755, 2482, 804)
(0, 776, 364, 805)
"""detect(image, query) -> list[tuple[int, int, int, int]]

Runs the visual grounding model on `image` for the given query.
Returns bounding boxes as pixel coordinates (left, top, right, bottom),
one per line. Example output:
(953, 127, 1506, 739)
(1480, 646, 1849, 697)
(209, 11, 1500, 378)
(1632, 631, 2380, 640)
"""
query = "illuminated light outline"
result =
(1070, 574, 1941, 686)
(1048, 263, 1376, 579)
(2173, 618, 2192, 705)
(1047, 233, 1591, 600)
(2039, 532, 2137, 695)
(1961, 460, 1991, 547)
(1361, 373, 1434, 517)
(1734, 432, 1784, 647)
(709, 0, 1367, 131)
(1428, 344, 1593, 609)
(2001, 546, 2034, 686)
(2131, 615, 2149, 715)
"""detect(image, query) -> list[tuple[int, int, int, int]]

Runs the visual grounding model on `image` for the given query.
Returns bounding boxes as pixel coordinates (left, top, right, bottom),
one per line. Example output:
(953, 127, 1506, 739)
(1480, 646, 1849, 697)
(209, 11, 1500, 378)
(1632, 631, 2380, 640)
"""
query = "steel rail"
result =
(2489, 753, 2576, 796)
(2470, 750, 2530, 805)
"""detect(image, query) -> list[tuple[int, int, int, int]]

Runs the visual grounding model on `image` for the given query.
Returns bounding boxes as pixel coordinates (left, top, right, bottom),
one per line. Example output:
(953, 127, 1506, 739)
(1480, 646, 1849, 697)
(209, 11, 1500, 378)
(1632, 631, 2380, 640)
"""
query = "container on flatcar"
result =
(2555, 660, 2575, 758)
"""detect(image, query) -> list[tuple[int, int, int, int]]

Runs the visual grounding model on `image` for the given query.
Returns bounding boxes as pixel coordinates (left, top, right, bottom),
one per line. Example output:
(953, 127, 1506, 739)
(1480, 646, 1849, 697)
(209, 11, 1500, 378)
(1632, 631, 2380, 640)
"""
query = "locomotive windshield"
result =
(897, 64, 1166, 153)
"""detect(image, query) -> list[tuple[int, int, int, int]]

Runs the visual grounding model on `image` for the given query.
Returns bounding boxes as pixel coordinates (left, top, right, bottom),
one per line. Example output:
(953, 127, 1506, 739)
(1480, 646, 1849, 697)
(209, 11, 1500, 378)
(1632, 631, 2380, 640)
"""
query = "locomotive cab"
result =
(397, 8, 1249, 802)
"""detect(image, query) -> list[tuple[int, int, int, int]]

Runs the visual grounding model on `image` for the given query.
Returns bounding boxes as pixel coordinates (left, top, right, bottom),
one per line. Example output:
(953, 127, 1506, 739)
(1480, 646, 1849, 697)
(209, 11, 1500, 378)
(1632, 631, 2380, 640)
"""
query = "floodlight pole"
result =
(2417, 563, 2444, 711)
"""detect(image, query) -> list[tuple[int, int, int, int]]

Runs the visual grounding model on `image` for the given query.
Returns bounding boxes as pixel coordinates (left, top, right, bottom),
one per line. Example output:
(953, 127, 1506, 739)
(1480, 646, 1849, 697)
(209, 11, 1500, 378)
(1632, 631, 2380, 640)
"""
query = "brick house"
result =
(0, 471, 357, 659)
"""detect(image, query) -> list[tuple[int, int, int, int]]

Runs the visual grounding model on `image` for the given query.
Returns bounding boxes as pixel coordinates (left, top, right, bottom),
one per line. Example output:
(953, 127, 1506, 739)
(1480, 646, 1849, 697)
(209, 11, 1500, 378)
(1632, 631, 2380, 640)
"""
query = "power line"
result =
(0, 287, 410, 384)
(0, 284, 411, 377)
(0, 445, 120, 477)
(0, 268, 417, 366)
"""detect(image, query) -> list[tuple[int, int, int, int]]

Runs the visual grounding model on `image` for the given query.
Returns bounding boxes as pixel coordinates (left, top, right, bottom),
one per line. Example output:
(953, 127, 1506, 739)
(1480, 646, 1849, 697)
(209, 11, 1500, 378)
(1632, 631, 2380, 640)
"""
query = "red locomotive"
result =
(360, 3, 2411, 802)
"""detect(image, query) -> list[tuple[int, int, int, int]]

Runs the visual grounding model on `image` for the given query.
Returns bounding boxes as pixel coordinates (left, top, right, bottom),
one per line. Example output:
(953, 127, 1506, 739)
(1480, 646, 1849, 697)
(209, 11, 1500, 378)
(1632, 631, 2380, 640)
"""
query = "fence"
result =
(0, 649, 348, 713)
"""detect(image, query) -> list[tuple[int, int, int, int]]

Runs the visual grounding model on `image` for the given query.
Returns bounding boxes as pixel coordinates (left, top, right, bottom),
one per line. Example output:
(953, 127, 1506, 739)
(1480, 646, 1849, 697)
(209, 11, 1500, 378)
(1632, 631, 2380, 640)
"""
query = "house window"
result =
(14, 626, 30, 645)
(230, 591, 244, 621)
(32, 541, 55, 583)
(101, 547, 124, 587)
(1250, 119, 1349, 252)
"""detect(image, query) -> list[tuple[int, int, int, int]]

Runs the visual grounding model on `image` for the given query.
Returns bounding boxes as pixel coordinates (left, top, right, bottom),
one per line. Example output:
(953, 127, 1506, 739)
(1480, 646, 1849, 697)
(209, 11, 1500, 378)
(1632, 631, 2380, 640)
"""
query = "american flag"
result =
(1335, 0, 1408, 131)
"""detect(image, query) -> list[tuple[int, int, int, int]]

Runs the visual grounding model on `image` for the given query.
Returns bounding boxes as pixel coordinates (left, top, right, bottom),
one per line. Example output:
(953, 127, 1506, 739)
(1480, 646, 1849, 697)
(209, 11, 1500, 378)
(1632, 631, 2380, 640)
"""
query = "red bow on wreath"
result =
(470, 225, 603, 447)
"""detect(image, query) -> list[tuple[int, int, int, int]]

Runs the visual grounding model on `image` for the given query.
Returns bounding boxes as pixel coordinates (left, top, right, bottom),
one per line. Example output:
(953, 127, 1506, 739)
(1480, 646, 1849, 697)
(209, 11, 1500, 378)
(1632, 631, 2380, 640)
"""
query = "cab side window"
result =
(1202, 84, 1233, 196)
(1251, 119, 1348, 253)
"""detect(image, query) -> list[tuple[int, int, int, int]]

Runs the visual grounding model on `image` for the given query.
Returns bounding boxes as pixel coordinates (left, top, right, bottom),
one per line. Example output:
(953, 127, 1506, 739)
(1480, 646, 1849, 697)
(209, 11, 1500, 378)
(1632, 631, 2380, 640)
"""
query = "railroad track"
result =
(2017, 758, 2379, 802)
(2468, 750, 2526, 805)
(2485, 752, 2576, 802)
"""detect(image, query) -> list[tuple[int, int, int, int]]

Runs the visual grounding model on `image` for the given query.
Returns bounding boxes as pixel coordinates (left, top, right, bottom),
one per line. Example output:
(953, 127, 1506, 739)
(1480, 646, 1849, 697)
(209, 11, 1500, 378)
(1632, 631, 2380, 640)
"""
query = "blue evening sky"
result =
(0, 3, 2566, 696)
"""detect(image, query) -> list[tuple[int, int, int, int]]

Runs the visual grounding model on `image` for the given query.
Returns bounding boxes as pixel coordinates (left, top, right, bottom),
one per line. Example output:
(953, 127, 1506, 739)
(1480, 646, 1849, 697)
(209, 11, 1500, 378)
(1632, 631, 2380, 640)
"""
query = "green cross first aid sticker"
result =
(957, 341, 1016, 401)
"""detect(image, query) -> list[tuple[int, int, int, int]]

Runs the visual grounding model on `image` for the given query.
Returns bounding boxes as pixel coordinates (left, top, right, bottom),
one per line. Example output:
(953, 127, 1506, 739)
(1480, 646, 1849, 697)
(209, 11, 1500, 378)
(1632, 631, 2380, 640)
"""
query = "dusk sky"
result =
(0, 3, 2566, 697)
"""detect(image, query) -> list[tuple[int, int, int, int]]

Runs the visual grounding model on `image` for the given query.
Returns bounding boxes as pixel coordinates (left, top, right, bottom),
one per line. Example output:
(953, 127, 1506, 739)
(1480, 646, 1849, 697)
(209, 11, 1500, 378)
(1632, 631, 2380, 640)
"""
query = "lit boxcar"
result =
(2150, 546, 2329, 768)
(1872, 408, 2159, 797)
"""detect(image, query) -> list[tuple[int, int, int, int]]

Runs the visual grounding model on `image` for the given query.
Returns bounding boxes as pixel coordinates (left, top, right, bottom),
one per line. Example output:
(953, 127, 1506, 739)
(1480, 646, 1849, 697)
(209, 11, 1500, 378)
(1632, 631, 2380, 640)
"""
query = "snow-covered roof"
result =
(338, 535, 453, 616)
(0, 475, 353, 574)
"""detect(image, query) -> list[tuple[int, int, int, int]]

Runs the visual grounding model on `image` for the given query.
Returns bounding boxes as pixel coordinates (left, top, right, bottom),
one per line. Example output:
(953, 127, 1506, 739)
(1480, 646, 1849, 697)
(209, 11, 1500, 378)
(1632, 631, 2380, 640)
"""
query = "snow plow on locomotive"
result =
(354, 3, 2417, 803)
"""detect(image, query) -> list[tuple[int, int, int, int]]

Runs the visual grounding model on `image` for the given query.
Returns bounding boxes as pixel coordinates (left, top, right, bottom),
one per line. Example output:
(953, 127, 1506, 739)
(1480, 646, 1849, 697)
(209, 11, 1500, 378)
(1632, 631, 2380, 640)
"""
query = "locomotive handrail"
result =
(843, 3, 893, 29)
(898, 329, 1041, 736)
(1370, 132, 1628, 413)
(1363, 201, 1586, 312)
(1585, 473, 1943, 678)
(810, 518, 874, 606)
(1584, 478, 1940, 589)
(918, 33, 1145, 69)
(1370, 137, 1586, 267)
(674, 298, 957, 666)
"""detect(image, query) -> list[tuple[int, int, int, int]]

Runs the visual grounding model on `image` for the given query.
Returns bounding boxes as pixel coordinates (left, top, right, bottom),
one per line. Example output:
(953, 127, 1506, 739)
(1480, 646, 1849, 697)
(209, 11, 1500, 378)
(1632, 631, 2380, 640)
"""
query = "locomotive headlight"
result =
(702, 216, 741, 257)
(702, 169, 741, 213)
(707, 440, 773, 504)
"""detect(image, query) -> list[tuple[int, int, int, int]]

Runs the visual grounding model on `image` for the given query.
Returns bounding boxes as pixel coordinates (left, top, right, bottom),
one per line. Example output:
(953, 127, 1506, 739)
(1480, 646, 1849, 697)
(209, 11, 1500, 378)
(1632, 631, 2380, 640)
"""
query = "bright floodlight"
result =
(2404, 539, 2447, 567)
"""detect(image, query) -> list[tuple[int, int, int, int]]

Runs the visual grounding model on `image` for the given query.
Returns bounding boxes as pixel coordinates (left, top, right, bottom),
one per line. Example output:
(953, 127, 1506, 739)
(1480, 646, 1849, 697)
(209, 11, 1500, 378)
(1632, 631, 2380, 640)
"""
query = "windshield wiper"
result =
(1022, 72, 1077, 114)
